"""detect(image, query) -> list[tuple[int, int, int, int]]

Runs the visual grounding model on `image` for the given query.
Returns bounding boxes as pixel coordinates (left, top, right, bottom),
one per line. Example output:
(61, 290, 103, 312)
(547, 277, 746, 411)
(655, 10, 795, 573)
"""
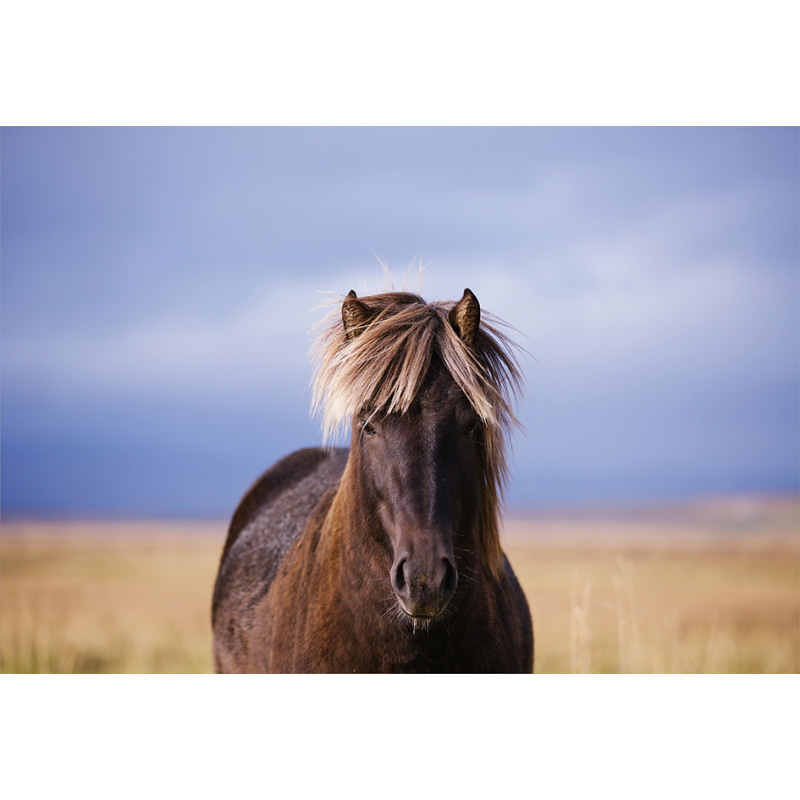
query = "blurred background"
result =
(2, 126, 797, 517)
(1, 126, 797, 673)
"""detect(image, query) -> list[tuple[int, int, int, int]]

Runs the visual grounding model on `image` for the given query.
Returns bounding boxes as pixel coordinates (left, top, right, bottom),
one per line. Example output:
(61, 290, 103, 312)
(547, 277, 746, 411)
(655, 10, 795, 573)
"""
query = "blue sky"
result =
(1, 126, 798, 516)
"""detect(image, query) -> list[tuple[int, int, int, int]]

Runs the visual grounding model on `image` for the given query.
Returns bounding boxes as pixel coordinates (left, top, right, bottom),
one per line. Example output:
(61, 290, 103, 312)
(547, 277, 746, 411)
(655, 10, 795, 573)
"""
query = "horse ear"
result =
(342, 290, 375, 340)
(449, 288, 480, 347)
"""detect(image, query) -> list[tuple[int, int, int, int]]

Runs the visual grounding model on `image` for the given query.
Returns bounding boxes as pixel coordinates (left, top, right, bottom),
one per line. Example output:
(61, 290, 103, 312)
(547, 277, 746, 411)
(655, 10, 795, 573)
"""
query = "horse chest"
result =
(263, 553, 517, 674)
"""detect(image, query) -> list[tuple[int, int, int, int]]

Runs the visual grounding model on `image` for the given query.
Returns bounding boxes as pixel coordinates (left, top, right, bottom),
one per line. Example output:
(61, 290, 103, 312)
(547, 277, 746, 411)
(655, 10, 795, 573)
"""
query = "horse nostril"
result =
(441, 557, 457, 599)
(393, 557, 408, 594)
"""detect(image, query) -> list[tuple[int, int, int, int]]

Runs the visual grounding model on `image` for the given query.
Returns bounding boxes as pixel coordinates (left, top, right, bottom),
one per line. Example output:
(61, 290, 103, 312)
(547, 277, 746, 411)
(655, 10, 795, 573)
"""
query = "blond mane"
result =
(310, 291, 523, 575)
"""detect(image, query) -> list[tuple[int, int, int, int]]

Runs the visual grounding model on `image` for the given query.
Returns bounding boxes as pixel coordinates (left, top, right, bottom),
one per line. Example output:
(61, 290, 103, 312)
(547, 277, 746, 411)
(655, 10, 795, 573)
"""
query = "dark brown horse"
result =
(212, 288, 533, 672)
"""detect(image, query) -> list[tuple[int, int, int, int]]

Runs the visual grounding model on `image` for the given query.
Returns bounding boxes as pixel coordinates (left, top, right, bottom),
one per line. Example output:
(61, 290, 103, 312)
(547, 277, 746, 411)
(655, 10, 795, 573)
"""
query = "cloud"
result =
(3, 127, 797, 513)
(5, 282, 324, 398)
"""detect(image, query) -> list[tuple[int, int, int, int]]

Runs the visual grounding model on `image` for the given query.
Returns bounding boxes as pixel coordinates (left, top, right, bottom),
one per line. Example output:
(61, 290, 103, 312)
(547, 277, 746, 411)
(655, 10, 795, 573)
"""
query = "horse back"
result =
(211, 447, 348, 671)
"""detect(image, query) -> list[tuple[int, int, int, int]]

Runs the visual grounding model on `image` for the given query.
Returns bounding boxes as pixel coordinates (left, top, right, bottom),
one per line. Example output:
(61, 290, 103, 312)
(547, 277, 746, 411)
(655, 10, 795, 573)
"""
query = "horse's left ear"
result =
(449, 288, 480, 347)
(342, 290, 376, 340)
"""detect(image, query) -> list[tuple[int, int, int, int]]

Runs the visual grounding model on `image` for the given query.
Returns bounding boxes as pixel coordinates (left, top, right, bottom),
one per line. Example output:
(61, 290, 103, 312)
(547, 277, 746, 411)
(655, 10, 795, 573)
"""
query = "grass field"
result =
(1, 497, 797, 673)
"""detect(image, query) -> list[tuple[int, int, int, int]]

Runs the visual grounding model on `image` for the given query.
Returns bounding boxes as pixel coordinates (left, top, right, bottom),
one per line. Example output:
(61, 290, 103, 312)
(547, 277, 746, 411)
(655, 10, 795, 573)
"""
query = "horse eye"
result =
(362, 421, 377, 436)
(463, 421, 478, 436)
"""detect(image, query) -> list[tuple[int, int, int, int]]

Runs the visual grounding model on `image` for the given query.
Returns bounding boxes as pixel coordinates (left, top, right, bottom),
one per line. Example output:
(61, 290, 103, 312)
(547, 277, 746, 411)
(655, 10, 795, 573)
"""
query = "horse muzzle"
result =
(390, 552, 458, 619)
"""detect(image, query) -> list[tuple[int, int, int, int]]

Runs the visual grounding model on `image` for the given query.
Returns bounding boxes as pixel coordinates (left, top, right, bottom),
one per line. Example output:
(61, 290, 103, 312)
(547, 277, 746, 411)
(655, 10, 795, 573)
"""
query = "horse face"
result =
(355, 361, 483, 620)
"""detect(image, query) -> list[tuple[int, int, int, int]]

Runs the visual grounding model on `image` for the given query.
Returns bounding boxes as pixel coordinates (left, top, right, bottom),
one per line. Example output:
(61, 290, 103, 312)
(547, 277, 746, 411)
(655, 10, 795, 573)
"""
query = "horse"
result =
(211, 287, 533, 672)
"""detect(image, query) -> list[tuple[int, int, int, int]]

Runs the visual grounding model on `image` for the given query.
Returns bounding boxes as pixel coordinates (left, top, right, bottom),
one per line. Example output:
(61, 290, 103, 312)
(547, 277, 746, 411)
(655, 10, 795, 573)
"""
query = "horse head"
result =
(343, 289, 488, 619)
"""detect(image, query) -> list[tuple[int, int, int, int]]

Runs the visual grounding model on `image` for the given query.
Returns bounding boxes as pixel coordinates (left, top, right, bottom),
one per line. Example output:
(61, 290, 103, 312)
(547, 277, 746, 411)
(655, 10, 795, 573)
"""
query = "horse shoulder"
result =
(211, 447, 347, 672)
(498, 553, 534, 672)
(458, 554, 534, 673)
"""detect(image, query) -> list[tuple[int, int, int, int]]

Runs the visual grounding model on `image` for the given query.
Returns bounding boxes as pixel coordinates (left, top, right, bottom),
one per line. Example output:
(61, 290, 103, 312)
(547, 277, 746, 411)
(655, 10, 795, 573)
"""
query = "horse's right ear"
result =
(342, 290, 375, 340)
(449, 288, 481, 347)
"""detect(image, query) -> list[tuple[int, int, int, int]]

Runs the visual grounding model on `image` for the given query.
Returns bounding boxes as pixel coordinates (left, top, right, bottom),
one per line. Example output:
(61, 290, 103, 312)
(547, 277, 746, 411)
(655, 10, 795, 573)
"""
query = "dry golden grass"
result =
(1, 497, 797, 673)
(505, 497, 799, 673)
(1, 521, 223, 673)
